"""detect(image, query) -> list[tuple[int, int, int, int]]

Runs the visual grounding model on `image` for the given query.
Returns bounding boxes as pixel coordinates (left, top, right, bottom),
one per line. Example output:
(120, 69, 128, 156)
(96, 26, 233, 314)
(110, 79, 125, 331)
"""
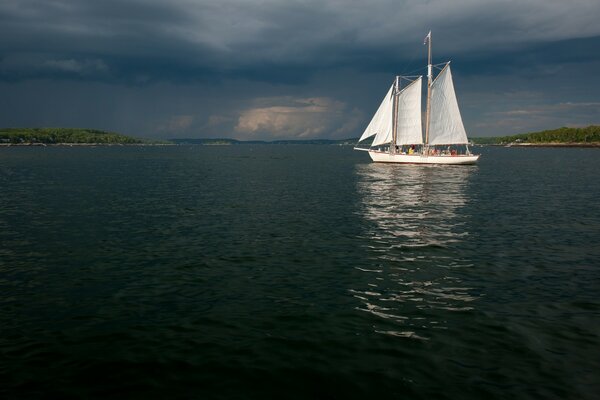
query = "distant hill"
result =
(0, 128, 144, 144)
(471, 126, 600, 145)
(0, 129, 358, 145)
(171, 138, 261, 145)
(172, 138, 358, 145)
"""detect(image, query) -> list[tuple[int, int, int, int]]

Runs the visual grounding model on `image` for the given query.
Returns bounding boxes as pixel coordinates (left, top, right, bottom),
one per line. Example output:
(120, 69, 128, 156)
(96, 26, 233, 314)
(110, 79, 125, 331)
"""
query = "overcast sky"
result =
(1, 0, 599, 139)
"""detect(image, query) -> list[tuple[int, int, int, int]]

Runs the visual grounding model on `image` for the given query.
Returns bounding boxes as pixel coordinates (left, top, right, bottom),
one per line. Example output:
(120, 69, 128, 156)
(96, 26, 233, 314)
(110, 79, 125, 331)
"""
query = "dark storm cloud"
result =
(3, 0, 600, 83)
(0, 0, 215, 82)
(1, 0, 599, 138)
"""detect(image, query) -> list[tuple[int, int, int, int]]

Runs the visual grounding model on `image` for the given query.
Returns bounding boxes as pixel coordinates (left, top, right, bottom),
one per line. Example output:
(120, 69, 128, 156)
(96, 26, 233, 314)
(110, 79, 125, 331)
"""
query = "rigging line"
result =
(399, 75, 422, 81)
(399, 42, 431, 77)
(399, 65, 428, 77)
(399, 48, 419, 76)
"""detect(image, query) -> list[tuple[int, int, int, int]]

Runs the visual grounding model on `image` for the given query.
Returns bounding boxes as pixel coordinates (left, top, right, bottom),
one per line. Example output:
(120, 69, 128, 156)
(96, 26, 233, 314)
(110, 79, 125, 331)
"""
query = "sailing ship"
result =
(354, 31, 480, 165)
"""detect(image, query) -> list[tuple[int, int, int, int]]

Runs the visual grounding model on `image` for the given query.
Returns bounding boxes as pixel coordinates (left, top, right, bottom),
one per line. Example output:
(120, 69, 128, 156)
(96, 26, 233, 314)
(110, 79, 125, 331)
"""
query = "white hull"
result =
(368, 150, 479, 165)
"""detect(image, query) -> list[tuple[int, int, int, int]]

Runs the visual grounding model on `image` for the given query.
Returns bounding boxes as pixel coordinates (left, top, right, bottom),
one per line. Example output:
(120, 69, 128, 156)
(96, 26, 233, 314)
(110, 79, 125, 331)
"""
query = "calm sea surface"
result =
(1, 145, 599, 399)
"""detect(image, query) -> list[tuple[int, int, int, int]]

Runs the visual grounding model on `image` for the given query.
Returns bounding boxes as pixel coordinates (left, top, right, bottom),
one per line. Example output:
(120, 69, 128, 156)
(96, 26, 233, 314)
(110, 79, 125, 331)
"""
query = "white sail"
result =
(357, 84, 394, 146)
(371, 112, 393, 146)
(428, 65, 468, 145)
(396, 77, 423, 145)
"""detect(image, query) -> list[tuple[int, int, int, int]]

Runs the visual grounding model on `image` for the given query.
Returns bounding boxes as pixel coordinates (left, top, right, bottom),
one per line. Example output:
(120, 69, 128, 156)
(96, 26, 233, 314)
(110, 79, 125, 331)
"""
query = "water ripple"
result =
(1, 146, 599, 399)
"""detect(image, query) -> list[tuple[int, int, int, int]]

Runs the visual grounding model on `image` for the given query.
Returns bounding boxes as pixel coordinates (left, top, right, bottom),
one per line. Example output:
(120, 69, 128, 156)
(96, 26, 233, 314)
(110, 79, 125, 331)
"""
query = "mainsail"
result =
(358, 84, 394, 144)
(395, 77, 423, 145)
(428, 65, 468, 145)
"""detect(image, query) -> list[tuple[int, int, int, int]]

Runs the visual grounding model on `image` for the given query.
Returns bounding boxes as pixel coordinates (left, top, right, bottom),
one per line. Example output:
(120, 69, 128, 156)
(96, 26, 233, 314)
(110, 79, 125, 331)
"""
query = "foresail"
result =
(396, 77, 423, 145)
(358, 84, 394, 146)
(428, 65, 469, 145)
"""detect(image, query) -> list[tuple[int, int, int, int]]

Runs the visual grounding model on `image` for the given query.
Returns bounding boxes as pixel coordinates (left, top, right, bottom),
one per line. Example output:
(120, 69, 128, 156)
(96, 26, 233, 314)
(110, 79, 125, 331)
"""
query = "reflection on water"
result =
(353, 164, 478, 339)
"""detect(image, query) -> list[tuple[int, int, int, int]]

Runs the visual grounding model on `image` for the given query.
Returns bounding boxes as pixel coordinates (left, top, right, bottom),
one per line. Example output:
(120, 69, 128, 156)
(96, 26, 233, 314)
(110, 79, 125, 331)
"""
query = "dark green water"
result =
(1, 145, 599, 399)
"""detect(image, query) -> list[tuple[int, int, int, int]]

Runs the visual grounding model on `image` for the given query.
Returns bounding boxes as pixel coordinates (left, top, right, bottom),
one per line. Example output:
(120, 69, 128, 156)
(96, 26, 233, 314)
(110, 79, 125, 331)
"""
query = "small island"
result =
(0, 128, 147, 145)
(471, 126, 600, 147)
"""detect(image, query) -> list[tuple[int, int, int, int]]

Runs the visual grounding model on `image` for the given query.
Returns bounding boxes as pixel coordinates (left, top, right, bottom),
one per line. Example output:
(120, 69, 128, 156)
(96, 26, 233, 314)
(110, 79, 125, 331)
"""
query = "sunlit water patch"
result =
(353, 164, 479, 339)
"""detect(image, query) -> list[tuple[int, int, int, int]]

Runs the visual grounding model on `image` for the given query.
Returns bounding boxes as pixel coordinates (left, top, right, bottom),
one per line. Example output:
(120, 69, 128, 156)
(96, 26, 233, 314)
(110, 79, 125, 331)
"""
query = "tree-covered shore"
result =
(471, 126, 600, 145)
(0, 128, 145, 144)
(3, 126, 600, 146)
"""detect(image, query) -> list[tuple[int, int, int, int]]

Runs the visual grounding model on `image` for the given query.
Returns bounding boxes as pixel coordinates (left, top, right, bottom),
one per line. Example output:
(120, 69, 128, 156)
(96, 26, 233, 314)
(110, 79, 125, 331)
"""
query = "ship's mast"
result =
(424, 31, 432, 146)
(391, 76, 399, 154)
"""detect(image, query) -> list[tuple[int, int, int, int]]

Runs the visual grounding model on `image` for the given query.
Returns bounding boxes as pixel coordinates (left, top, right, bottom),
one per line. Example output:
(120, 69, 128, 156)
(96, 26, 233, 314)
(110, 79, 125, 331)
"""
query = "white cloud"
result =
(234, 96, 358, 140)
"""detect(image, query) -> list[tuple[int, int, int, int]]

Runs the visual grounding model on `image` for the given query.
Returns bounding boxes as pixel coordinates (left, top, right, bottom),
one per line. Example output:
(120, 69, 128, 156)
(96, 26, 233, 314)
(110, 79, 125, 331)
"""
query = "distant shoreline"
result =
(470, 126, 600, 145)
(0, 142, 175, 147)
(2, 126, 599, 147)
(483, 142, 600, 148)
